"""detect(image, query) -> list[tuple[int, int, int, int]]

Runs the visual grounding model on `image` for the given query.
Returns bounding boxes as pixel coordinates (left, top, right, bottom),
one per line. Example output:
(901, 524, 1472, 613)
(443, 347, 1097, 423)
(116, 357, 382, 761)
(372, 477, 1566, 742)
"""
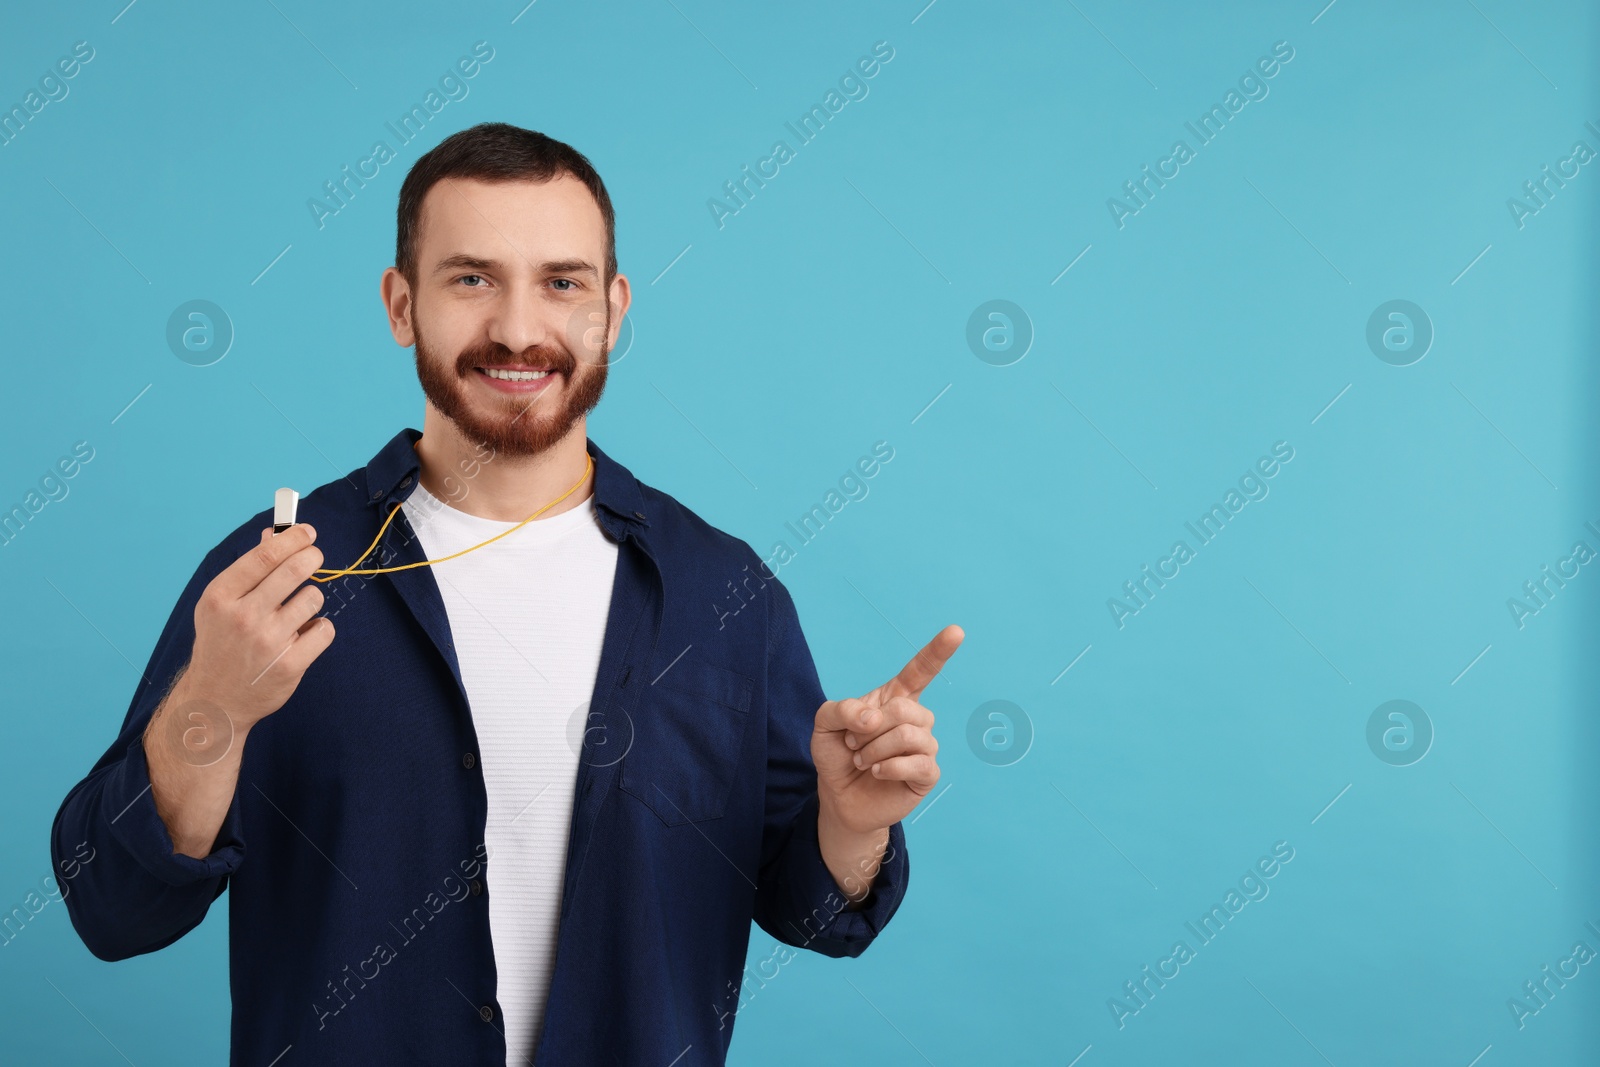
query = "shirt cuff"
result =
(776, 792, 910, 959)
(102, 734, 246, 886)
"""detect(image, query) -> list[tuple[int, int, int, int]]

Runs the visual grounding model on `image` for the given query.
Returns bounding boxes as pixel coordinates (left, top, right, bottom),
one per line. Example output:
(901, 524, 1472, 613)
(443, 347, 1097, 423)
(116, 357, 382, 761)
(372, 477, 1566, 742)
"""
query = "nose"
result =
(486, 281, 553, 358)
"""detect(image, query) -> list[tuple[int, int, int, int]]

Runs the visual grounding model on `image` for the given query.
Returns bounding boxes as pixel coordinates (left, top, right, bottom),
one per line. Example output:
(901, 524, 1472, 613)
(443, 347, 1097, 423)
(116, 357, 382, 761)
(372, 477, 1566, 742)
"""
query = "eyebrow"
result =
(432, 253, 600, 279)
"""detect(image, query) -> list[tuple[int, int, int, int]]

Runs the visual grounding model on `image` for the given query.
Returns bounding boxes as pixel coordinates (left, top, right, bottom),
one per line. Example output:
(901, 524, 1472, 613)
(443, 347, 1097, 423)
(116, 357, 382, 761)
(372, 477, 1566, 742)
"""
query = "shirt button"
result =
(479, 1004, 495, 1023)
(370, 490, 383, 501)
(462, 752, 476, 769)
(400, 475, 413, 489)
(633, 510, 646, 520)
(469, 879, 483, 896)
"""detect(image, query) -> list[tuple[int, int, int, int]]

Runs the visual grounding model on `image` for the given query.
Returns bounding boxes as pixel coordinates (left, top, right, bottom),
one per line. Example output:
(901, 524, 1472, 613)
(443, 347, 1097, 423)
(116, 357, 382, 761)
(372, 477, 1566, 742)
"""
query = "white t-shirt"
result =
(402, 479, 619, 1061)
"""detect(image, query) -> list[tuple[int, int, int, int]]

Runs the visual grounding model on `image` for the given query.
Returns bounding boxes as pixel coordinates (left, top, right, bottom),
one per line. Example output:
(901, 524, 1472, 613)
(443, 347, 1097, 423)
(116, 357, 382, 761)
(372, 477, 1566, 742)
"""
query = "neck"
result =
(413, 408, 594, 522)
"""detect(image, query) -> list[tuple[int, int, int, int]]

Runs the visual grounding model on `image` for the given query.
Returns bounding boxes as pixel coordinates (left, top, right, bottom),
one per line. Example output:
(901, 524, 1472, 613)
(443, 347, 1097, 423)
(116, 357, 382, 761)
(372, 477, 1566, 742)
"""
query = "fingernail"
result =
(859, 708, 871, 725)
(853, 753, 862, 767)
(844, 733, 857, 749)
(872, 763, 881, 775)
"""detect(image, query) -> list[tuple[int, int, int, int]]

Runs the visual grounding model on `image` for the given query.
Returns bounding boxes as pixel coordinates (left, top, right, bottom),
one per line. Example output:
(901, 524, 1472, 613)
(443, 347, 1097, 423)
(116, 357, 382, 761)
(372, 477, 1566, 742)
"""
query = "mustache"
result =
(454, 341, 578, 377)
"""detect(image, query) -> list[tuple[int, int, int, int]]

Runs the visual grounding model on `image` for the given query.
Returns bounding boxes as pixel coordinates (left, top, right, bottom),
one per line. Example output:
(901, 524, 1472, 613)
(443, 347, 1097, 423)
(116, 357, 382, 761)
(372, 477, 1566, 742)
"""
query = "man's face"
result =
(399, 175, 621, 458)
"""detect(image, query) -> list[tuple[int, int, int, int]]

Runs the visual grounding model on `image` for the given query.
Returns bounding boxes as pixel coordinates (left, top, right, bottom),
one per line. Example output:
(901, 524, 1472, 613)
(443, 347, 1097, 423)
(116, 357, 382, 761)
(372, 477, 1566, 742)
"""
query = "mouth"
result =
(478, 365, 554, 381)
(474, 365, 561, 394)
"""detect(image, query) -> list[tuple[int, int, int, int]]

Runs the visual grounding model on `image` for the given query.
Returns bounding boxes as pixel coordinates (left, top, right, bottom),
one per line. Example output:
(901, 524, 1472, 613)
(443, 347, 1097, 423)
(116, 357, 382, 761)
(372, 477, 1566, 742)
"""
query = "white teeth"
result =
(484, 368, 551, 381)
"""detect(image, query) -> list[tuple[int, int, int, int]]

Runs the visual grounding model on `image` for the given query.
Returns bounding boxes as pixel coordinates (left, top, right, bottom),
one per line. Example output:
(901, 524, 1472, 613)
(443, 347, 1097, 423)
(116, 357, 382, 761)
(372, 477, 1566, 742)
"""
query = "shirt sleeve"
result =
(50, 536, 251, 962)
(750, 571, 910, 959)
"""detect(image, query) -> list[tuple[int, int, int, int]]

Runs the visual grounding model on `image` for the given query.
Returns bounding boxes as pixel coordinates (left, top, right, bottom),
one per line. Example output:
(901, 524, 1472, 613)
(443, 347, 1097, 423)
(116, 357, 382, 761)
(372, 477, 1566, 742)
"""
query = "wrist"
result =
(155, 670, 252, 749)
(816, 797, 878, 844)
(816, 804, 891, 905)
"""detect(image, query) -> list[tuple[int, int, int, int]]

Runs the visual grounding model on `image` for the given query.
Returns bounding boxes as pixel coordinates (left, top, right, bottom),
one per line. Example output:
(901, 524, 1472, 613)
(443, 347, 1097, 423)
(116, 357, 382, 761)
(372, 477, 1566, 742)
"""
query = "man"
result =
(51, 122, 962, 1065)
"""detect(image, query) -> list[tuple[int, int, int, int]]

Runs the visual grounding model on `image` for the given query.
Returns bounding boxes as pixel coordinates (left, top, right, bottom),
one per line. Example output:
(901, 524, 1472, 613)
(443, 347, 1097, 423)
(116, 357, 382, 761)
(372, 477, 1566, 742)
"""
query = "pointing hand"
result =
(811, 625, 963, 835)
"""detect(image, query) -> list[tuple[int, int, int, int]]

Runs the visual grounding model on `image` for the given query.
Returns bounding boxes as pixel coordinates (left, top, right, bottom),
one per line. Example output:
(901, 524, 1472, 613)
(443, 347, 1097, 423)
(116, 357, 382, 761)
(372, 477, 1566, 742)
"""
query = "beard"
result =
(413, 306, 610, 458)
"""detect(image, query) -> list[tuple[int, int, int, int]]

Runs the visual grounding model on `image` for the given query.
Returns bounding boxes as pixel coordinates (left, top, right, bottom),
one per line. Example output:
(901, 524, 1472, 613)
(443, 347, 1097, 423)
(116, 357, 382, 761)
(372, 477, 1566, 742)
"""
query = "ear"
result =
(380, 266, 416, 347)
(606, 272, 632, 350)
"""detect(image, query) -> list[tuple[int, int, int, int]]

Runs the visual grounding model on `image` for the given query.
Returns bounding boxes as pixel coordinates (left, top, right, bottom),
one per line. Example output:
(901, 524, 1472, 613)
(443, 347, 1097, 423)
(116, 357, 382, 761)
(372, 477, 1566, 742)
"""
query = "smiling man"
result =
(51, 122, 961, 1066)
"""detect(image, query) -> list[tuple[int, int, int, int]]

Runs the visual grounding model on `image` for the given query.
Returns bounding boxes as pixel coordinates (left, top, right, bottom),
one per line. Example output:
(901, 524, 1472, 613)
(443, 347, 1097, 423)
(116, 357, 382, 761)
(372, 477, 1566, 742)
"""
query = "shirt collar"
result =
(362, 427, 650, 540)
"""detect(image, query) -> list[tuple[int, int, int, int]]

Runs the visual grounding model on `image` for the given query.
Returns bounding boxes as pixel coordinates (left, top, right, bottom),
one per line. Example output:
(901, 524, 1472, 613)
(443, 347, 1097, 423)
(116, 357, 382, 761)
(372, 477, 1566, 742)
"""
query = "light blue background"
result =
(2, 1, 1595, 1064)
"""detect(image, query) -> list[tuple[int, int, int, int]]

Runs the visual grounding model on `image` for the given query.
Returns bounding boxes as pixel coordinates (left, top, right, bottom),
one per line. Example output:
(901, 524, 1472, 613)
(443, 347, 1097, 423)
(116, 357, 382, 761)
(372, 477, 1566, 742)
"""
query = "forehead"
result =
(415, 175, 604, 265)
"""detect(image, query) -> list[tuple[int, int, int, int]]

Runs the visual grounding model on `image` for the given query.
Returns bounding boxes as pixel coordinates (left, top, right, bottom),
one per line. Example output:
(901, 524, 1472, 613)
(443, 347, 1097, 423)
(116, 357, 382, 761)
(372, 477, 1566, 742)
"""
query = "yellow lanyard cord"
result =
(310, 454, 594, 583)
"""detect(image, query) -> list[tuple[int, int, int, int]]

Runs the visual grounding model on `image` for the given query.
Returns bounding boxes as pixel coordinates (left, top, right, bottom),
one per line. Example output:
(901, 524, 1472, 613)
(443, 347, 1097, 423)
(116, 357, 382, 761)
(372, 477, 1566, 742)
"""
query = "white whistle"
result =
(273, 488, 299, 535)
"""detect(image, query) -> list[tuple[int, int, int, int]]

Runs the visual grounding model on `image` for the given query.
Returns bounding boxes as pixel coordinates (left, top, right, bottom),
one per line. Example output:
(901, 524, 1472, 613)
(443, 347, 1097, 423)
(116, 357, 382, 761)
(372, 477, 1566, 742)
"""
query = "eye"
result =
(456, 274, 486, 287)
(551, 278, 577, 291)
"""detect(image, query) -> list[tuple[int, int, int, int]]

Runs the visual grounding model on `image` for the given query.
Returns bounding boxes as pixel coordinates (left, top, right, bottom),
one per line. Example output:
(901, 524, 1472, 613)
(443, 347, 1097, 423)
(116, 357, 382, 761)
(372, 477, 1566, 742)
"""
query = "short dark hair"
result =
(395, 122, 616, 289)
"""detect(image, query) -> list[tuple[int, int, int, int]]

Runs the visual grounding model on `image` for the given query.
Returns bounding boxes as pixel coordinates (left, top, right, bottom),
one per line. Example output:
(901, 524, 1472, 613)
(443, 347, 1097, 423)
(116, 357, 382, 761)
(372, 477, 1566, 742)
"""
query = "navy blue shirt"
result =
(51, 428, 909, 1066)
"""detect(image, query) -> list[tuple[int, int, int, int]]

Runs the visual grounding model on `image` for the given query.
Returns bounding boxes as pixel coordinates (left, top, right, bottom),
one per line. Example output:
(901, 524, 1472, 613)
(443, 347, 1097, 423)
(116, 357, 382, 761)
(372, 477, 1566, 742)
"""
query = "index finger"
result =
(882, 624, 964, 702)
(211, 523, 318, 601)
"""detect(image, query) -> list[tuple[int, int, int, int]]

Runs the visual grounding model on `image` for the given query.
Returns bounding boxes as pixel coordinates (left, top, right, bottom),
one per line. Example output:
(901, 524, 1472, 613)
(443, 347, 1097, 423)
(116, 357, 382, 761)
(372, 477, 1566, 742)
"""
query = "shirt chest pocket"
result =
(619, 659, 755, 826)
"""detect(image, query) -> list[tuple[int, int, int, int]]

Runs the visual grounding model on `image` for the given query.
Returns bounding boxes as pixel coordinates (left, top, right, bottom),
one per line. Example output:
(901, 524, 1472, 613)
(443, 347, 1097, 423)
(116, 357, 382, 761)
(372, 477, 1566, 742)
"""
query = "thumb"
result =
(815, 696, 876, 735)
